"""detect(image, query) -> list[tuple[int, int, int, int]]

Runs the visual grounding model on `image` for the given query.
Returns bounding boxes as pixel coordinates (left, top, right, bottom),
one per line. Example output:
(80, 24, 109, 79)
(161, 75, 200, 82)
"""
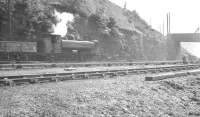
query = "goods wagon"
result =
(0, 41, 37, 61)
(0, 41, 37, 53)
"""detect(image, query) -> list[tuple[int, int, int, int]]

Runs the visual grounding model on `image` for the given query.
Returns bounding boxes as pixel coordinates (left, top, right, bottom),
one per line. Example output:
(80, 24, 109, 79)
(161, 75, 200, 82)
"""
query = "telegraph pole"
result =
(123, 1, 127, 10)
(163, 21, 165, 35)
(167, 13, 168, 35)
(168, 12, 171, 33)
(166, 12, 171, 35)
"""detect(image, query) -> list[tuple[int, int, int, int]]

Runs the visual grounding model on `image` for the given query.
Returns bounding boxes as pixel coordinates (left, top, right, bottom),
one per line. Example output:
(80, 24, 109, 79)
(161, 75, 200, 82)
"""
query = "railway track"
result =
(145, 69, 200, 81)
(0, 61, 188, 70)
(0, 64, 200, 86)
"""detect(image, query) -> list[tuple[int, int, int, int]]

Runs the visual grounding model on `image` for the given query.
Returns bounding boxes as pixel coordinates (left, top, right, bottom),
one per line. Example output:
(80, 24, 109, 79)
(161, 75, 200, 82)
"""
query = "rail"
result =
(1, 64, 200, 86)
(0, 61, 189, 70)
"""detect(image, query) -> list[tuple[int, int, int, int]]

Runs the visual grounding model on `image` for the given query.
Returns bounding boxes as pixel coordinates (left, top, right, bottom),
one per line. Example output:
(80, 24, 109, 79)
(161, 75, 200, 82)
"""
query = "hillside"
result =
(0, 0, 167, 61)
(48, 0, 166, 61)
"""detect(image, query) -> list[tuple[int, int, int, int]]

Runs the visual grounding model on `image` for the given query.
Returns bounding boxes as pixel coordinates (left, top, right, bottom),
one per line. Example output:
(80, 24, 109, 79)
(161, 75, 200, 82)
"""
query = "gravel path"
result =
(0, 74, 200, 117)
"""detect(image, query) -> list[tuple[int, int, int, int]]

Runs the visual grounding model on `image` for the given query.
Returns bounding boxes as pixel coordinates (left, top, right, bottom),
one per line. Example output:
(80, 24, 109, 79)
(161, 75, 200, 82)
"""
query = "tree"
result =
(5, 0, 57, 40)
(107, 17, 116, 29)
(24, 0, 56, 34)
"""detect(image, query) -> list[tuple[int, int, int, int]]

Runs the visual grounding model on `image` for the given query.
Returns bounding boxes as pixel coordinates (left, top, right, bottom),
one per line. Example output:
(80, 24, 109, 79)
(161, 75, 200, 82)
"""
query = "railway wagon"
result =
(0, 41, 37, 61)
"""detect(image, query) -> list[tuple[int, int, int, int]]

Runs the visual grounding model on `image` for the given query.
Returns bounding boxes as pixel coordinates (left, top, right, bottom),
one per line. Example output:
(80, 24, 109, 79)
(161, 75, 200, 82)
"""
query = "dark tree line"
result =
(0, 0, 57, 40)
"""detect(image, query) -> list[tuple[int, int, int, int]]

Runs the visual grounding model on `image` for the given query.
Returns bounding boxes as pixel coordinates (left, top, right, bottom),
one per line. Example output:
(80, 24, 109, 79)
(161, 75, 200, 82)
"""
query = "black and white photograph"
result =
(0, 0, 200, 116)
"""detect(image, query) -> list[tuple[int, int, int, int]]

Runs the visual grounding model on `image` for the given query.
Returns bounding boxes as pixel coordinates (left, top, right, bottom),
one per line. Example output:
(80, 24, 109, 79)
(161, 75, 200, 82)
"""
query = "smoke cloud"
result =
(52, 10, 74, 37)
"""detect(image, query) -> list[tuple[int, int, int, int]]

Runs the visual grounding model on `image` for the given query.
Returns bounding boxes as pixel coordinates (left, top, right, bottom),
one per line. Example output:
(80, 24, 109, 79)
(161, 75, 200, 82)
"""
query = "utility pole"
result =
(163, 21, 165, 35)
(123, 1, 127, 10)
(167, 13, 168, 35)
(166, 12, 171, 35)
(168, 12, 171, 33)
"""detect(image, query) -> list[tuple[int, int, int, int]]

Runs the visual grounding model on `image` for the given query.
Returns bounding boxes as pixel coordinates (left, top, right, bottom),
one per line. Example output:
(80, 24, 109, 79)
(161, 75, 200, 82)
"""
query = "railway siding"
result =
(145, 69, 200, 81)
(0, 64, 200, 86)
(0, 61, 184, 70)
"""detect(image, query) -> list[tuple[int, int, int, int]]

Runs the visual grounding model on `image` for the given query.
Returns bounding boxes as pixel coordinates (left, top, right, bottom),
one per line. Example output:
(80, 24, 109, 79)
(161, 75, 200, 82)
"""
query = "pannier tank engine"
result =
(0, 34, 98, 61)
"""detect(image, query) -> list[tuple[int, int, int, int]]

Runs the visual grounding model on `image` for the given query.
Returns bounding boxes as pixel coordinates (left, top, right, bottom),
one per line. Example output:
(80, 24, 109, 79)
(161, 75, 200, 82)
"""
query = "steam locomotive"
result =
(0, 34, 97, 61)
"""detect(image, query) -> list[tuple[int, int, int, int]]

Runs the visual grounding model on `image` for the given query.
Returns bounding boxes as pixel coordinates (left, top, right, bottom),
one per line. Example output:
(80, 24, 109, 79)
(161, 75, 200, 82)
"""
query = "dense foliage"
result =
(1, 0, 56, 40)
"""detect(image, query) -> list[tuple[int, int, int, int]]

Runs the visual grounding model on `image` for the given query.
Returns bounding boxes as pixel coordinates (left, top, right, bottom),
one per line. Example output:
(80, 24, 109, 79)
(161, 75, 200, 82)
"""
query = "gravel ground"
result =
(0, 74, 200, 117)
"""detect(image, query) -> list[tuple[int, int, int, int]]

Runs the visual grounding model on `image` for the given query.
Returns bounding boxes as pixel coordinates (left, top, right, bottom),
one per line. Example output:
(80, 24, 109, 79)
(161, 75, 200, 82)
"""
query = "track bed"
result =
(1, 64, 200, 86)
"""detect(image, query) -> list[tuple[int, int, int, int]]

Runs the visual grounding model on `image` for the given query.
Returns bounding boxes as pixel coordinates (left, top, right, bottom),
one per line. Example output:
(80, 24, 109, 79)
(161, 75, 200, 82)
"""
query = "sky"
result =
(109, 0, 200, 58)
(181, 42, 200, 57)
(108, 0, 200, 34)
